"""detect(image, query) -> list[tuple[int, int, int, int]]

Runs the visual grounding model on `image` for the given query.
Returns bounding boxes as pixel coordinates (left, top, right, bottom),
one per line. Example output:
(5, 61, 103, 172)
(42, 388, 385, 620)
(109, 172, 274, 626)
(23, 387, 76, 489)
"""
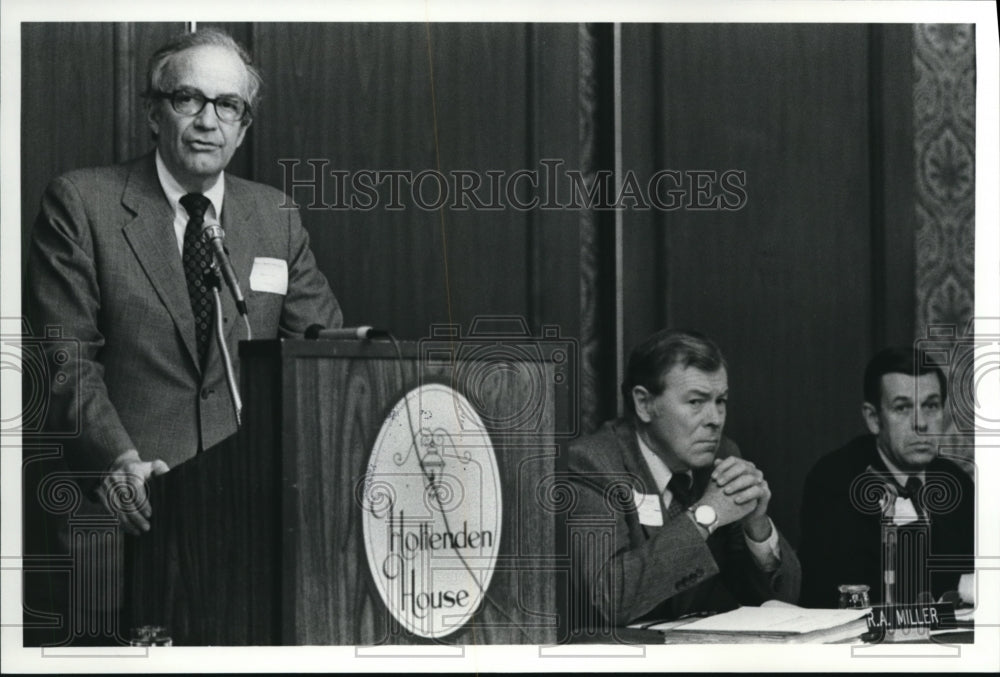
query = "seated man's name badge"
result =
(633, 490, 664, 526)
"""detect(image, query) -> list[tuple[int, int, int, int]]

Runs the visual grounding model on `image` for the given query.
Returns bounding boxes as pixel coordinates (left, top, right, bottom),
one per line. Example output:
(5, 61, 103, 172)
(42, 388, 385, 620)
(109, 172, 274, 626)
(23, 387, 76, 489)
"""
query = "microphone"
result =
(201, 219, 247, 316)
(304, 324, 388, 340)
(866, 464, 900, 605)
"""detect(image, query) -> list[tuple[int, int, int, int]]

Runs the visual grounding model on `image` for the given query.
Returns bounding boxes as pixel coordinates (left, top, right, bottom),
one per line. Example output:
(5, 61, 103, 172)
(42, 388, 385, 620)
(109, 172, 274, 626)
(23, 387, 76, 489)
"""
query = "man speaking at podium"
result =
(25, 29, 340, 538)
(567, 329, 800, 633)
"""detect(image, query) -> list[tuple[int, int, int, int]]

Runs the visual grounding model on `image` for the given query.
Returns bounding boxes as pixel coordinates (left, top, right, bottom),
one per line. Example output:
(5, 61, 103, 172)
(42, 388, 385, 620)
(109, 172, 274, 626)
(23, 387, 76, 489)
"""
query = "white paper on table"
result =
(657, 601, 870, 634)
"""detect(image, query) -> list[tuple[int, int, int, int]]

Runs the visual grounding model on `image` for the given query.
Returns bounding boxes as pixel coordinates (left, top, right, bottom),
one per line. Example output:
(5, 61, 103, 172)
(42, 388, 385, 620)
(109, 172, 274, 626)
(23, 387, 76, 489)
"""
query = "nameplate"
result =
(866, 602, 956, 631)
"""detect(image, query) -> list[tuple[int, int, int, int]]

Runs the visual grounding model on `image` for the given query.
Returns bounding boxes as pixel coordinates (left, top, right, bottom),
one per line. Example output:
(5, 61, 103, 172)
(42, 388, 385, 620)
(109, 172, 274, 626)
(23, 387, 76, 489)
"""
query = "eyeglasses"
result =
(152, 89, 250, 123)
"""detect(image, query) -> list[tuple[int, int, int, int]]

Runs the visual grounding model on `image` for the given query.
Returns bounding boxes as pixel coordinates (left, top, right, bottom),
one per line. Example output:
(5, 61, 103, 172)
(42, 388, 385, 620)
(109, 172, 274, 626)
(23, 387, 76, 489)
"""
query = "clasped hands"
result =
(94, 449, 170, 536)
(699, 456, 772, 541)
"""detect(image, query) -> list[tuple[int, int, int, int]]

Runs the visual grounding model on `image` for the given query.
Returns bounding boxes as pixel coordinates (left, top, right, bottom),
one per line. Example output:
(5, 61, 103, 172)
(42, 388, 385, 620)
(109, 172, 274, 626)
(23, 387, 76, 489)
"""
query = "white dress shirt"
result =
(875, 447, 926, 526)
(155, 150, 226, 255)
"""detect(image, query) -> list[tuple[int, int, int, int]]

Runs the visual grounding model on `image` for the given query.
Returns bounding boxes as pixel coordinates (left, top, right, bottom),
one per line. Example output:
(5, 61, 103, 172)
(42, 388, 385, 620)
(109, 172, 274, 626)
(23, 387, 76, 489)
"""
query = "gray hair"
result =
(144, 27, 263, 117)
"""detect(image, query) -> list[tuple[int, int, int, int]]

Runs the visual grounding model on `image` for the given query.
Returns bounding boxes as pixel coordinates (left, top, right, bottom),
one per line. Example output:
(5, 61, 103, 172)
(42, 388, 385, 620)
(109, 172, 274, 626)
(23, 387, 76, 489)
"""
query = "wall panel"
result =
(250, 23, 580, 340)
(21, 23, 115, 275)
(114, 23, 185, 163)
(20, 22, 183, 274)
(620, 24, 903, 546)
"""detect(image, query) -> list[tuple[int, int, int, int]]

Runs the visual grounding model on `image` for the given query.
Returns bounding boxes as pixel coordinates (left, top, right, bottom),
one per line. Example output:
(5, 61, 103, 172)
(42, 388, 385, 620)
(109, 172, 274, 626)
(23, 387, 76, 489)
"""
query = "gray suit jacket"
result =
(567, 419, 801, 630)
(26, 153, 341, 471)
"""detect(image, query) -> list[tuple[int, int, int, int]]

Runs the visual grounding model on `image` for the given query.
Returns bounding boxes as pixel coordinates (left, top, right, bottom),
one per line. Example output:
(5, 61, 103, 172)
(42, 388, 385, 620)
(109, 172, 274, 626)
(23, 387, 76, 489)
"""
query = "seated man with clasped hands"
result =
(566, 329, 801, 633)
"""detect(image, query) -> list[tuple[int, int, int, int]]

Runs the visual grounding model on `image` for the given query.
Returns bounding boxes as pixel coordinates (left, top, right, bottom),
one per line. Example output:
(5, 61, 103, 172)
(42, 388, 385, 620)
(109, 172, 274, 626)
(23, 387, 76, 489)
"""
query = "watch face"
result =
(695, 505, 717, 526)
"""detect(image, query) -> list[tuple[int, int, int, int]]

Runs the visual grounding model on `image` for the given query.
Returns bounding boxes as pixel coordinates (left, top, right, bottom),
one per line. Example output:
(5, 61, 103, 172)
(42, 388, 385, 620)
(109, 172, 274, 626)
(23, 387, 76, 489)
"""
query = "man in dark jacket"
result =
(799, 347, 974, 608)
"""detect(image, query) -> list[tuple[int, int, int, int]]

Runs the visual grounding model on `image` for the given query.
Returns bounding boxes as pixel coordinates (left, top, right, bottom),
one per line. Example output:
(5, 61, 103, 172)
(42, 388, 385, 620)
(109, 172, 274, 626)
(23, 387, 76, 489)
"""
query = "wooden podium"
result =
(126, 338, 564, 645)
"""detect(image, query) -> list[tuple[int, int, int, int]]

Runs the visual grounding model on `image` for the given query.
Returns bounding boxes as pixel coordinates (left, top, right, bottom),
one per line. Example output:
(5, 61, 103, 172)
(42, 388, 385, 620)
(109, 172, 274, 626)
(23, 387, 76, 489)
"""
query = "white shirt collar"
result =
(876, 444, 926, 487)
(636, 432, 691, 496)
(155, 150, 225, 221)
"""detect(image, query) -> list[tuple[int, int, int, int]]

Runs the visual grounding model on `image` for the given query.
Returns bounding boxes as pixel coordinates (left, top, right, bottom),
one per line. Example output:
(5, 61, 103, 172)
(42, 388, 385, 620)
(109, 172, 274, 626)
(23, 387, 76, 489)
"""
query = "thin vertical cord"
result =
(212, 285, 241, 427)
(613, 23, 625, 416)
(384, 334, 533, 642)
(423, 20, 456, 387)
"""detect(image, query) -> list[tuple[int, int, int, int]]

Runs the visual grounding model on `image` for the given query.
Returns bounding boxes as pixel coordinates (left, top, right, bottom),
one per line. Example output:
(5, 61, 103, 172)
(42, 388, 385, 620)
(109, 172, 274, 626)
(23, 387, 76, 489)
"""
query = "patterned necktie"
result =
(667, 472, 694, 510)
(180, 193, 214, 364)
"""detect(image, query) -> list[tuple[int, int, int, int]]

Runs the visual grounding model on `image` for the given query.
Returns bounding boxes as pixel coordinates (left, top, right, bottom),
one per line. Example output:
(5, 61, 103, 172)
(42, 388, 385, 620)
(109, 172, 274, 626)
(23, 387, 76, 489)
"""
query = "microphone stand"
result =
(865, 465, 899, 607)
(882, 479, 898, 607)
(206, 263, 242, 427)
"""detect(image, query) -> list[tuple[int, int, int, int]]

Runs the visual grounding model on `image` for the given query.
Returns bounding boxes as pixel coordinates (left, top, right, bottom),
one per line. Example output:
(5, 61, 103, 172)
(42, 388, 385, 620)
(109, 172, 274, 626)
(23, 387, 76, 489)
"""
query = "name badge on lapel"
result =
(633, 490, 663, 526)
(249, 257, 288, 295)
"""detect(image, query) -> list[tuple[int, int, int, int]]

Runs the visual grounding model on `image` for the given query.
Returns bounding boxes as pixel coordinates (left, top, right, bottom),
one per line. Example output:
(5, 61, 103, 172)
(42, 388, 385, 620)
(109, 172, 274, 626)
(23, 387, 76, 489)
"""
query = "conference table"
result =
(577, 626, 975, 645)
(573, 605, 976, 645)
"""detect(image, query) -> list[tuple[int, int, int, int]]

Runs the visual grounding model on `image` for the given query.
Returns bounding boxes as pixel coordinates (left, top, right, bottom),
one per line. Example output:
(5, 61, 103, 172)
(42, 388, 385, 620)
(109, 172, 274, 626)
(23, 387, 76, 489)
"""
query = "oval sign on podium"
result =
(361, 384, 502, 638)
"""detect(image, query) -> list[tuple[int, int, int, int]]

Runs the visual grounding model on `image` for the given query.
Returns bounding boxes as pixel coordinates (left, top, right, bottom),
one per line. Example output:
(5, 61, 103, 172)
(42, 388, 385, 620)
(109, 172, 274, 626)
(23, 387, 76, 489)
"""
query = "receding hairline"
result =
(153, 44, 253, 98)
(658, 361, 728, 392)
(145, 29, 263, 113)
(876, 371, 944, 403)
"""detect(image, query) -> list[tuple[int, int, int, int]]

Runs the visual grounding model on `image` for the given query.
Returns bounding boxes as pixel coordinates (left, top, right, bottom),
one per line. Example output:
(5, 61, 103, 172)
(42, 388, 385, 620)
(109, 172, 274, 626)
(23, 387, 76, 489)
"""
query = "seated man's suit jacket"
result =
(566, 419, 801, 632)
(799, 434, 975, 608)
(26, 152, 341, 472)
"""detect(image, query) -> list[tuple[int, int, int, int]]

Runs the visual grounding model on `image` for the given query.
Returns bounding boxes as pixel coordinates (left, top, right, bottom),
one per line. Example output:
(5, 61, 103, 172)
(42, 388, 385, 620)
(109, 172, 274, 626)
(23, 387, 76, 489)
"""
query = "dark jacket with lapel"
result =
(799, 434, 974, 607)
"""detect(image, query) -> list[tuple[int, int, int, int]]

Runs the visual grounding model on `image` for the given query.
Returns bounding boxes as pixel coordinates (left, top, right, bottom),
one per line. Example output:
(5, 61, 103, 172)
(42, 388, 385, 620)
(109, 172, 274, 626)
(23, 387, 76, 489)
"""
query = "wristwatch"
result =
(689, 504, 718, 535)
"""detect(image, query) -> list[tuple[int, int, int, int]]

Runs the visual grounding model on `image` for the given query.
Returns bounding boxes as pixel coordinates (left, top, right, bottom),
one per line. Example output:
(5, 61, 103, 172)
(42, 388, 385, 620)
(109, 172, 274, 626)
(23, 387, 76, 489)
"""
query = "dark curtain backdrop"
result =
(20, 23, 975, 547)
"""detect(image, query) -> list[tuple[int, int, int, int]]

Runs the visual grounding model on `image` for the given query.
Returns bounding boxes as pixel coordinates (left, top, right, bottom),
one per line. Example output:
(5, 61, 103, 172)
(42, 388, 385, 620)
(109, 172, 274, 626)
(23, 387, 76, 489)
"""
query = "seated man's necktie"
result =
(667, 472, 694, 510)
